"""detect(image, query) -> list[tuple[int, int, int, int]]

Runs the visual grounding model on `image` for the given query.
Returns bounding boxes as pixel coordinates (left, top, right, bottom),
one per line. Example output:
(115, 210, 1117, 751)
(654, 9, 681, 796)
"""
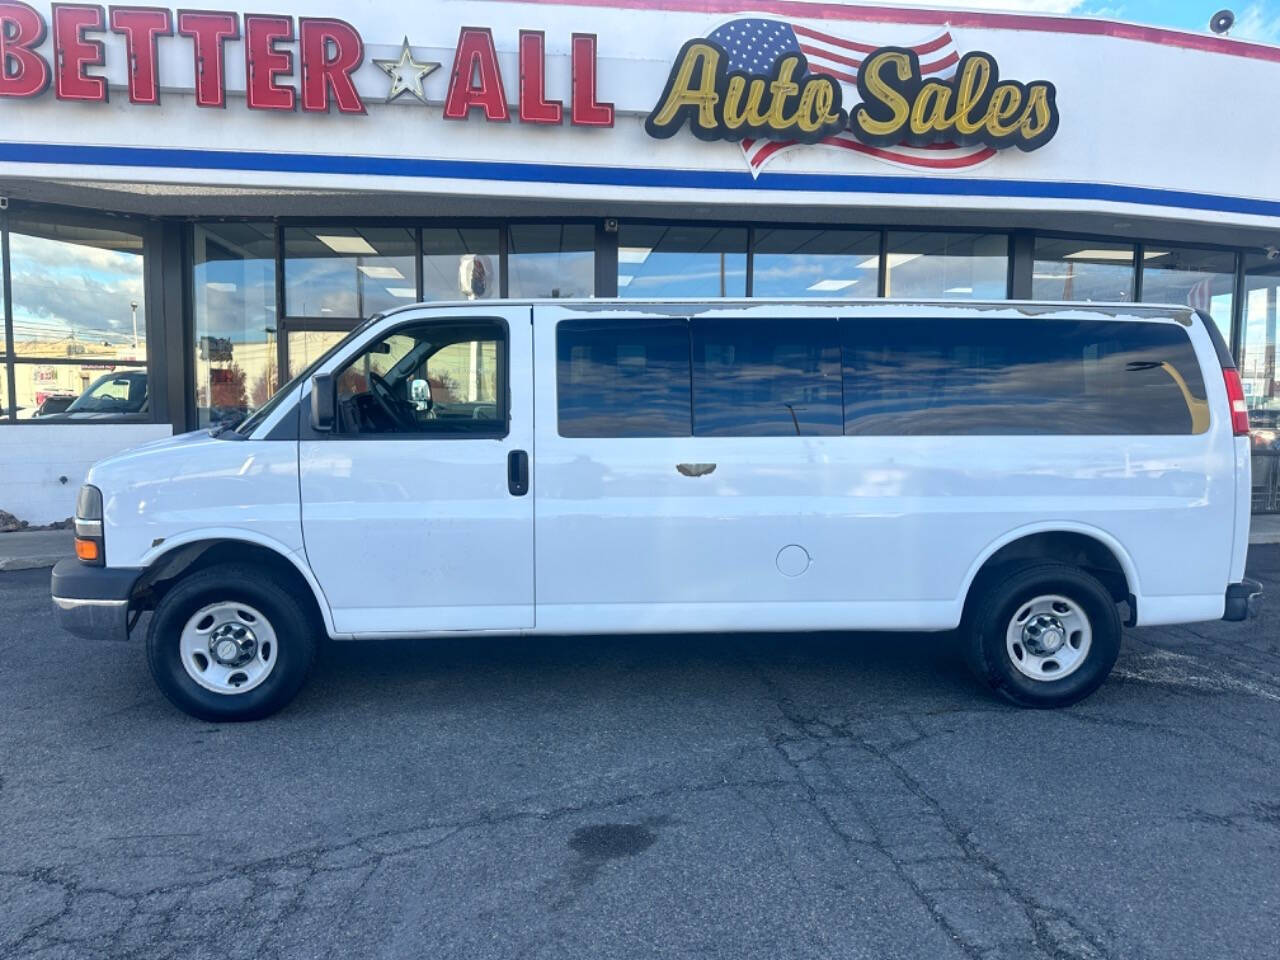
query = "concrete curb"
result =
(0, 556, 64, 572)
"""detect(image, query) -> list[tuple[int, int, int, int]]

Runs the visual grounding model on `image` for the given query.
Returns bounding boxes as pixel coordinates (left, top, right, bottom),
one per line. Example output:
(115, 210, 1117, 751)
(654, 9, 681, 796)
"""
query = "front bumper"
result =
(1223, 578, 1263, 622)
(50, 559, 143, 642)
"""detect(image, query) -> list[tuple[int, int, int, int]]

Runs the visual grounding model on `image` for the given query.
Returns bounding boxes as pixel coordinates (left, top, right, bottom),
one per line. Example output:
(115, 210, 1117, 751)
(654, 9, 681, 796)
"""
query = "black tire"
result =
(146, 563, 318, 721)
(963, 562, 1122, 708)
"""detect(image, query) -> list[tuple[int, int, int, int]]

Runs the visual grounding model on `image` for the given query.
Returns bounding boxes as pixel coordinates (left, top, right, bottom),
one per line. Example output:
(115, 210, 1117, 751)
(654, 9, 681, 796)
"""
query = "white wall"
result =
(0, 425, 173, 524)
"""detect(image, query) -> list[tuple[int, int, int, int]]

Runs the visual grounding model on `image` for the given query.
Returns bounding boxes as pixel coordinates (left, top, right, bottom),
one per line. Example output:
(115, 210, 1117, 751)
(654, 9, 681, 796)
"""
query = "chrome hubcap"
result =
(179, 601, 277, 695)
(1005, 594, 1092, 682)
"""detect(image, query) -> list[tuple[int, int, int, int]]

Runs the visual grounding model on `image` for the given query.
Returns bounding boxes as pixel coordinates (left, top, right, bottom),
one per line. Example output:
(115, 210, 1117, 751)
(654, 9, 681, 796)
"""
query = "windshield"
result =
(66, 372, 148, 414)
(233, 315, 382, 436)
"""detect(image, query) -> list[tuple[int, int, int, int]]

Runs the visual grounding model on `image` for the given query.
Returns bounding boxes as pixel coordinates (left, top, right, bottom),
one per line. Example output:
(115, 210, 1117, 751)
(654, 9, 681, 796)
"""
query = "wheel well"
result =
(968, 532, 1131, 609)
(131, 539, 325, 633)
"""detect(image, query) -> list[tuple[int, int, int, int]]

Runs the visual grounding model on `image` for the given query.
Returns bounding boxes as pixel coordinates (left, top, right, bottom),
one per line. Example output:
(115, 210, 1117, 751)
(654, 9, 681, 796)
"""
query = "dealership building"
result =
(3, 0, 1280, 522)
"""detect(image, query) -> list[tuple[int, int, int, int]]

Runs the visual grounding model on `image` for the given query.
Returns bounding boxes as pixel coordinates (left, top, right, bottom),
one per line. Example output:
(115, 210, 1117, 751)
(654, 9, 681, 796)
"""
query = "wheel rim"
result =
(1004, 594, 1092, 682)
(178, 601, 278, 695)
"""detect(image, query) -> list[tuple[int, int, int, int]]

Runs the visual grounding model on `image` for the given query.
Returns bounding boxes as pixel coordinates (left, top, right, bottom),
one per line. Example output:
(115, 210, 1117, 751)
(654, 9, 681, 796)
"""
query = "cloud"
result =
(1232, 4, 1280, 43)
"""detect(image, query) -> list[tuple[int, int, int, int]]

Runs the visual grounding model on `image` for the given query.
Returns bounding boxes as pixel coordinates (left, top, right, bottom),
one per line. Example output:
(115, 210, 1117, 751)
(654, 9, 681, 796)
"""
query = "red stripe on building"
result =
(503, 0, 1280, 65)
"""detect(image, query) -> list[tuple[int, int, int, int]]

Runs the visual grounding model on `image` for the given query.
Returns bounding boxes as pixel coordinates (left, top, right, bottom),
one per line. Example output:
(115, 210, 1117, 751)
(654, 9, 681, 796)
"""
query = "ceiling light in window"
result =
(945, 286, 974, 294)
(618, 247, 652, 264)
(206, 281, 237, 292)
(1033, 273, 1074, 280)
(386, 287, 417, 299)
(358, 265, 405, 279)
(857, 253, 921, 270)
(316, 234, 378, 255)
(617, 274, 634, 287)
(807, 278, 858, 292)
(1063, 249, 1141, 261)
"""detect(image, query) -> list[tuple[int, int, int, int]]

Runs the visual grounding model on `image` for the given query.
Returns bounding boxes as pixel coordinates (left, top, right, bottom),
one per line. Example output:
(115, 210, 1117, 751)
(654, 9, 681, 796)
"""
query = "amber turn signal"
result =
(75, 537, 101, 563)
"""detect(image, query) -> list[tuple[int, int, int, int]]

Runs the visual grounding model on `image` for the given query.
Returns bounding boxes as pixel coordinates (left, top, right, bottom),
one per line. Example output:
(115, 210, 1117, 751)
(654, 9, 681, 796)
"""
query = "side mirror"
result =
(310, 373, 335, 431)
(410, 378, 432, 411)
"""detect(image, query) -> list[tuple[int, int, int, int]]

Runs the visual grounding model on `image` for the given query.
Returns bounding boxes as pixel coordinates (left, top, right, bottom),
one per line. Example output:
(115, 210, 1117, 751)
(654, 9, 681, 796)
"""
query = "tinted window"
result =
(842, 317, 1208, 436)
(557, 319, 691, 437)
(692, 318, 842, 436)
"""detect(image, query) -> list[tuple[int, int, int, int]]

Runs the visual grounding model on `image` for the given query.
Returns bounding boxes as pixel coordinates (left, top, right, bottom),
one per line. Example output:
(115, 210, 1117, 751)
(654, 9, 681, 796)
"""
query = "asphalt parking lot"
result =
(3, 553, 1279, 960)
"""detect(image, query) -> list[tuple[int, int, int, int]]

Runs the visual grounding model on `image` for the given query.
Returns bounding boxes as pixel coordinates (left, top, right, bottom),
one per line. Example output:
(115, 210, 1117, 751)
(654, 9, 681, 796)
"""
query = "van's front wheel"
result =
(965, 562, 1121, 708)
(146, 564, 317, 721)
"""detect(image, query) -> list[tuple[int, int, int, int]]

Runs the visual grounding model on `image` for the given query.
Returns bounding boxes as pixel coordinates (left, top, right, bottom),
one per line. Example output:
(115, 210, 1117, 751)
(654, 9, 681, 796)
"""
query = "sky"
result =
(885, 0, 1280, 44)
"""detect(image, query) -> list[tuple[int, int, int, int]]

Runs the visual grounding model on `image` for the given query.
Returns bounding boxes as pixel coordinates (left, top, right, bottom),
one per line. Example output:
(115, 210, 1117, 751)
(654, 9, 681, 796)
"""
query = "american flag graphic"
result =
(708, 18, 997, 176)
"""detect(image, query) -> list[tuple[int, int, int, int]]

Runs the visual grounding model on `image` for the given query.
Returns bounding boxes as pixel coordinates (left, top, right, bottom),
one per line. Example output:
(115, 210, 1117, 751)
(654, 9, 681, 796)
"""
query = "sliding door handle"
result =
(508, 449, 530, 496)
(676, 463, 716, 477)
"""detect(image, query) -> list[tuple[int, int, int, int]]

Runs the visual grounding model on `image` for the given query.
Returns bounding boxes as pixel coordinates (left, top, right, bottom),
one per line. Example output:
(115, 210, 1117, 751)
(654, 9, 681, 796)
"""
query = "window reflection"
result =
(693, 317, 842, 435)
(284, 227, 417, 317)
(5, 220, 147, 421)
(1032, 238, 1136, 302)
(11, 360, 147, 420)
(617, 224, 746, 298)
(1241, 254, 1280, 512)
(884, 232, 1008, 299)
(192, 223, 278, 427)
(752, 228, 879, 298)
(557, 319, 691, 437)
(508, 224, 594, 298)
(423, 227, 499, 301)
(1141, 246, 1236, 341)
(286, 329, 350, 379)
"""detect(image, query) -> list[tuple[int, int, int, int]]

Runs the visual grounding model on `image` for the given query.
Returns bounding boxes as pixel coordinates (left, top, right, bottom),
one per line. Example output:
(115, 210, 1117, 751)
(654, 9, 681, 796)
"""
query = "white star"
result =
(374, 37, 440, 104)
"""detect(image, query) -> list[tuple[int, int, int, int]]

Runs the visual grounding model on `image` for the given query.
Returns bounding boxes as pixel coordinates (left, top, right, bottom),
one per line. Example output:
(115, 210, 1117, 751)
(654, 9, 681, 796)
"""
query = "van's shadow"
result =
(301, 628, 981, 714)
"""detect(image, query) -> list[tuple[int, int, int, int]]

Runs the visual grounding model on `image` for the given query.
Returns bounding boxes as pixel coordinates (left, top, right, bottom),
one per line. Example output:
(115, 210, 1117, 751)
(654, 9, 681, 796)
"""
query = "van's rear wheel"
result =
(964, 562, 1121, 708)
(146, 564, 317, 721)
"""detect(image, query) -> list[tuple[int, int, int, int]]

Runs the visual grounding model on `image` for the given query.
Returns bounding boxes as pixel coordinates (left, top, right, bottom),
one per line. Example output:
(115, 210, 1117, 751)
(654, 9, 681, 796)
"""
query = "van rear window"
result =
(841, 317, 1209, 436)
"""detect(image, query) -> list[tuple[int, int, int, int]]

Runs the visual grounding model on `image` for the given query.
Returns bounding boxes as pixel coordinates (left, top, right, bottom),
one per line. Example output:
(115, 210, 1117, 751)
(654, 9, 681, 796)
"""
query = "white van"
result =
(52, 300, 1260, 720)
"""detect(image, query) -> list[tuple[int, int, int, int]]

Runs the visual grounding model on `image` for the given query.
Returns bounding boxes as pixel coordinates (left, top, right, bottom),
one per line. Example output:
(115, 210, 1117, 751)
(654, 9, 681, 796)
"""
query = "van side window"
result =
(842, 317, 1209, 436)
(557, 319, 692, 437)
(334, 321, 506, 436)
(691, 317, 842, 436)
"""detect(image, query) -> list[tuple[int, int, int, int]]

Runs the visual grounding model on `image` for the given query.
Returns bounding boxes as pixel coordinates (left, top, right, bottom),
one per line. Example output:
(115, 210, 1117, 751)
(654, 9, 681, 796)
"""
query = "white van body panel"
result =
(79, 299, 1247, 642)
(532, 303, 1236, 633)
(91, 429, 304, 571)
(297, 305, 536, 636)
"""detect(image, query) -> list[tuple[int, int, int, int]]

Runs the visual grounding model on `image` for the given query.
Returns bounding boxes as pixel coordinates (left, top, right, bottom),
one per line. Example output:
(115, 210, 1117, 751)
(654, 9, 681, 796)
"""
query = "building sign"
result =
(0, 4, 1062, 177)
(0, 4, 612, 124)
(645, 18, 1059, 173)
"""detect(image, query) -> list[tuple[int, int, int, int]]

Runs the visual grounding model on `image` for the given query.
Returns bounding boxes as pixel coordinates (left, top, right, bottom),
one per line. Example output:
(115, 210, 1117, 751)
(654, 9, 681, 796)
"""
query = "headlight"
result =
(74, 484, 104, 565)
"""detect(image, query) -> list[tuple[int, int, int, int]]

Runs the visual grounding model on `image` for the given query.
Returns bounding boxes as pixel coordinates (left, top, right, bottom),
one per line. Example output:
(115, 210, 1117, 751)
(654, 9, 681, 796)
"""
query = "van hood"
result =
(86, 429, 240, 483)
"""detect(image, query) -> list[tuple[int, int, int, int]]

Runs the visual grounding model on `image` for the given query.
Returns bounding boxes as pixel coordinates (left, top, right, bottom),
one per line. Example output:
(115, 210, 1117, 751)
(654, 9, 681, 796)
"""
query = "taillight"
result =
(1223, 368, 1250, 437)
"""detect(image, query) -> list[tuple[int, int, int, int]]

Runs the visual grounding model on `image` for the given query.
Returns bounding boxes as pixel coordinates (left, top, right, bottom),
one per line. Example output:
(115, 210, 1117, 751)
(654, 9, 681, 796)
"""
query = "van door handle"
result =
(676, 462, 716, 477)
(508, 449, 530, 496)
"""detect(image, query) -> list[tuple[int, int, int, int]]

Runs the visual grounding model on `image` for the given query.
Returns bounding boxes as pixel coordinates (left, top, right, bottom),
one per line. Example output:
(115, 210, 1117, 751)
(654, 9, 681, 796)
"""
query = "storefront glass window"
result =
(423, 227, 500, 301)
(286, 329, 350, 379)
(1140, 246, 1236, 340)
(284, 227, 417, 318)
(192, 223, 278, 427)
(1241, 254, 1280, 512)
(507, 224, 595, 298)
(617, 224, 747, 298)
(1032, 238, 1136, 302)
(3, 220, 147, 421)
(752, 228, 880, 298)
(0, 368, 10, 421)
(884, 232, 1009, 299)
